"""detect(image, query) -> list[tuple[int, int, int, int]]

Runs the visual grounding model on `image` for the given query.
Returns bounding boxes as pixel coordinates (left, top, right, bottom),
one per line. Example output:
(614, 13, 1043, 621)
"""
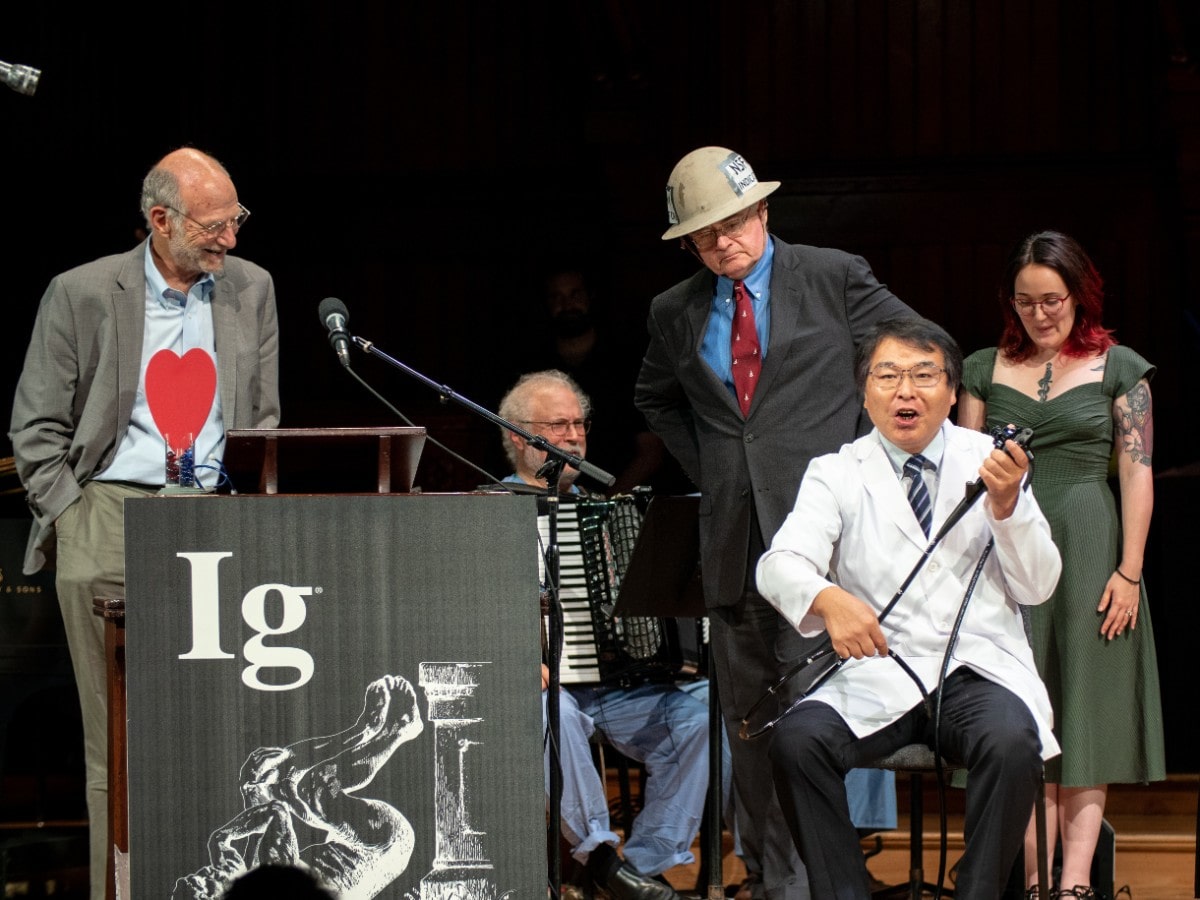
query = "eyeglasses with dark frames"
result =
(1012, 294, 1069, 317)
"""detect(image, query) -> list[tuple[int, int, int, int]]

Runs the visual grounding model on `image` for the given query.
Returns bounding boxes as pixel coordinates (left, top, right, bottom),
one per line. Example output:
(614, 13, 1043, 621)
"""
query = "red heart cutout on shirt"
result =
(145, 348, 218, 450)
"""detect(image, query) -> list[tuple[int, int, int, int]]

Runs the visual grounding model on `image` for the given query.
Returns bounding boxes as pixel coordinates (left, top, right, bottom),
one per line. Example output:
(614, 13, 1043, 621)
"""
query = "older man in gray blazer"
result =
(9, 147, 280, 897)
(635, 147, 915, 900)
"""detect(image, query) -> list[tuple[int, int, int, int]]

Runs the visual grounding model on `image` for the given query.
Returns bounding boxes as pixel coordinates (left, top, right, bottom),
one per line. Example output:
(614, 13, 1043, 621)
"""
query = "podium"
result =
(223, 426, 426, 494)
(116, 429, 544, 899)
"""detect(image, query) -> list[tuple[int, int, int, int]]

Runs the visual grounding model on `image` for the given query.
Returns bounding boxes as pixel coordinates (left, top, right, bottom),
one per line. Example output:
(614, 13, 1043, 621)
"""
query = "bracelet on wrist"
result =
(1115, 567, 1140, 586)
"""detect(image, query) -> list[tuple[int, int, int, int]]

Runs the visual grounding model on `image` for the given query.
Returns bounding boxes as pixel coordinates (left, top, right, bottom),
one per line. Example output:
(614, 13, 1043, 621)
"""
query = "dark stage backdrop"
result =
(124, 493, 543, 900)
(4, 1, 1198, 771)
(3, 2, 1197, 478)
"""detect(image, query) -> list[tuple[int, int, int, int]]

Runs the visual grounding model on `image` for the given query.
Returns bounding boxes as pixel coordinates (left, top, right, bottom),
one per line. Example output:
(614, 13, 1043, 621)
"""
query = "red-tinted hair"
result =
(997, 231, 1117, 362)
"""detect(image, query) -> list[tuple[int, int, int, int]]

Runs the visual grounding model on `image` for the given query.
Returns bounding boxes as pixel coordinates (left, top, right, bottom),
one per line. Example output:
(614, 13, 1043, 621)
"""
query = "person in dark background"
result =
(635, 146, 912, 900)
(958, 231, 1166, 899)
(505, 263, 691, 497)
(8, 147, 280, 898)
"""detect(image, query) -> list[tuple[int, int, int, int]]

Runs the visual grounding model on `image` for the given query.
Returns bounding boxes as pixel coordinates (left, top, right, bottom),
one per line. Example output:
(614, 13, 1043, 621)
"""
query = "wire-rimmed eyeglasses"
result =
(868, 363, 946, 390)
(167, 203, 251, 237)
(522, 419, 592, 437)
(687, 204, 762, 251)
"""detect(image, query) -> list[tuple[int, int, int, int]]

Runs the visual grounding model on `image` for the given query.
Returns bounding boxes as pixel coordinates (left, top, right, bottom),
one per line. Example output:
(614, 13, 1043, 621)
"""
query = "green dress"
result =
(961, 345, 1165, 785)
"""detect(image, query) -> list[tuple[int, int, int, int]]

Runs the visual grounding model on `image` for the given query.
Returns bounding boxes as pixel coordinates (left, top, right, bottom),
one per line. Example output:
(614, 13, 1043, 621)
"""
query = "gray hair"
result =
(139, 150, 231, 229)
(497, 370, 592, 470)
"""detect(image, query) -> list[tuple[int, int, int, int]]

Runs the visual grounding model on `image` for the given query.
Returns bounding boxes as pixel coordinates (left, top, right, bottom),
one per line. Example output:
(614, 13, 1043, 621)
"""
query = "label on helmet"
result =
(721, 152, 758, 196)
(665, 184, 679, 226)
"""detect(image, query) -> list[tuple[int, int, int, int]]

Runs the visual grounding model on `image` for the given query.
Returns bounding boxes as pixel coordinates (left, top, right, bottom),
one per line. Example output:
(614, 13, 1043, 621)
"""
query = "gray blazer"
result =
(635, 238, 914, 608)
(9, 241, 281, 573)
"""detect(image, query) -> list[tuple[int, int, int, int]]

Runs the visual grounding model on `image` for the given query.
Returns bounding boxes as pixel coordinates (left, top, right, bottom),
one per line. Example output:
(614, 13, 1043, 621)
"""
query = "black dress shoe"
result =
(586, 844, 681, 900)
(597, 861, 682, 900)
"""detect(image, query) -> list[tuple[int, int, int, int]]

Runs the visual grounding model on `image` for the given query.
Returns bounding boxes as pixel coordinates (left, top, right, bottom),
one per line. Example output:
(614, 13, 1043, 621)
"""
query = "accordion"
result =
(541, 493, 701, 688)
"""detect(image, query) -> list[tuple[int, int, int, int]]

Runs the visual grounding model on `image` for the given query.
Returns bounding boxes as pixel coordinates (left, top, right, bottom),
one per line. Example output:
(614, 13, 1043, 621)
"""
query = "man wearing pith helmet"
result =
(635, 147, 916, 899)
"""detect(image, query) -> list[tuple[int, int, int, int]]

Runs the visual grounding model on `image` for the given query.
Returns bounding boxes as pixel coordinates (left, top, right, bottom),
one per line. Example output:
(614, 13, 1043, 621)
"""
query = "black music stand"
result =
(612, 496, 723, 899)
(613, 496, 705, 620)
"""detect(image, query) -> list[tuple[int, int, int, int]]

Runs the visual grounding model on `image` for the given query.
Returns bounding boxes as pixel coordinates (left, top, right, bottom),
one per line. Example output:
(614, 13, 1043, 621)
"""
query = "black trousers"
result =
(768, 668, 1042, 900)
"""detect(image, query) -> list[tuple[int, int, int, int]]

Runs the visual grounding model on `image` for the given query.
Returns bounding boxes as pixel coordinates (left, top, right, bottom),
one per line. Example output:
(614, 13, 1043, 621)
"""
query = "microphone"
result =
(318, 297, 352, 367)
(1, 60, 40, 96)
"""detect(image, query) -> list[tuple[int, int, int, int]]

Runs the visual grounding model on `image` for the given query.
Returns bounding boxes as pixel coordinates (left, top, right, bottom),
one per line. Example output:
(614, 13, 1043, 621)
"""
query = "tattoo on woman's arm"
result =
(1116, 382, 1153, 466)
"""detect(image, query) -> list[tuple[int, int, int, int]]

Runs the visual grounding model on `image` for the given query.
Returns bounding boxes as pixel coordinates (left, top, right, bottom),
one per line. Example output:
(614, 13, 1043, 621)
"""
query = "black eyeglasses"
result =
(167, 203, 251, 237)
(522, 419, 592, 437)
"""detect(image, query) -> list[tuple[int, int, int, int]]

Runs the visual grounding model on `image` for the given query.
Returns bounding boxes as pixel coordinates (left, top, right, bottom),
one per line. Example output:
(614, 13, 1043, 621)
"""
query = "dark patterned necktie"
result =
(731, 280, 761, 416)
(904, 454, 932, 538)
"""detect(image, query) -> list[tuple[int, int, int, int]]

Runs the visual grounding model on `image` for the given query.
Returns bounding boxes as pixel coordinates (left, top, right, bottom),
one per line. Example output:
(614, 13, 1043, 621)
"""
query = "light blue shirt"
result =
(95, 243, 225, 486)
(878, 430, 945, 507)
(501, 473, 582, 495)
(699, 237, 774, 401)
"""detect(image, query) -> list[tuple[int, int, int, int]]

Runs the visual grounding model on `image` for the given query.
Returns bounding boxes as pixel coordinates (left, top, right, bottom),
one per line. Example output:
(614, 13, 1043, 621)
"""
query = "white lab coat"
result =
(757, 422, 1062, 760)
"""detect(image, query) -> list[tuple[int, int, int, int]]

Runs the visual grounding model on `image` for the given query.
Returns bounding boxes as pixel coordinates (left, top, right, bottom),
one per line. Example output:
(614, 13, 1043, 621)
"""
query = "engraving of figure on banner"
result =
(171, 673, 424, 900)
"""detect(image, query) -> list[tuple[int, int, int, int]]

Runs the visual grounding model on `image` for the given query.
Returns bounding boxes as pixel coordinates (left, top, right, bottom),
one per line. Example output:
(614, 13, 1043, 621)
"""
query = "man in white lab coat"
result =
(756, 317, 1061, 900)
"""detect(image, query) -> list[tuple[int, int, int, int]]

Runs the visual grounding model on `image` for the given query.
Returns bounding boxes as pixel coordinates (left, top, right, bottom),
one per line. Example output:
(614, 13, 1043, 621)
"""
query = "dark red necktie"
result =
(731, 280, 761, 416)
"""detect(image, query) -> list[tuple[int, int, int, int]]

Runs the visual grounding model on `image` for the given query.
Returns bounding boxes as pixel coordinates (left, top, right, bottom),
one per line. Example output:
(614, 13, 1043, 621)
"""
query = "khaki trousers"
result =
(54, 481, 156, 899)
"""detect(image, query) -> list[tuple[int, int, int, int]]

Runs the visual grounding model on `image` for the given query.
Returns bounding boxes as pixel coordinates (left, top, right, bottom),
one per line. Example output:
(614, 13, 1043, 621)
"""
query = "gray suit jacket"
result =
(635, 238, 914, 608)
(9, 241, 281, 573)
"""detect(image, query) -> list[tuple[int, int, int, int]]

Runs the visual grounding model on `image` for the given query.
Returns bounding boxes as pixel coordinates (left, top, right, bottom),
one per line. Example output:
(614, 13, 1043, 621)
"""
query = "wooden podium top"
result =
(223, 427, 426, 494)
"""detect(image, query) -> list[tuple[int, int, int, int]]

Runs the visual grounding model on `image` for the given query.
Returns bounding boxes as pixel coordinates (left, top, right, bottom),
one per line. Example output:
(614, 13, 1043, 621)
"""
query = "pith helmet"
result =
(662, 146, 780, 240)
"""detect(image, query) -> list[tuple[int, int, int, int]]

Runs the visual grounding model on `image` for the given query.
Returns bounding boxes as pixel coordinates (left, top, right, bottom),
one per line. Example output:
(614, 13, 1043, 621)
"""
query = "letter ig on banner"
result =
(175, 550, 316, 691)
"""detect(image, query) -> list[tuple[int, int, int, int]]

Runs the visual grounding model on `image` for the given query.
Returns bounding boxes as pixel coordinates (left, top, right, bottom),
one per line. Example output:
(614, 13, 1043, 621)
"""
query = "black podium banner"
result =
(124, 493, 543, 900)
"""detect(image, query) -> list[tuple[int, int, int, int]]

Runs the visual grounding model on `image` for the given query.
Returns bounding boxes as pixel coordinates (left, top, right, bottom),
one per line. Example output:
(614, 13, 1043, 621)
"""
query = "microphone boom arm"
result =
(351, 335, 616, 488)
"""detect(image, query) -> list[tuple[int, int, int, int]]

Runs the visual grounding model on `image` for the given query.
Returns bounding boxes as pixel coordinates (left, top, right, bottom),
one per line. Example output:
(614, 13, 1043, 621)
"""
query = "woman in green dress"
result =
(958, 231, 1165, 899)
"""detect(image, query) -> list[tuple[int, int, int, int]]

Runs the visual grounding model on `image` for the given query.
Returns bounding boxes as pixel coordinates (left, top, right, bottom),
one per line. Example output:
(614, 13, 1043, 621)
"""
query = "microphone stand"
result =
(537, 457, 567, 897)
(351, 333, 615, 899)
(352, 335, 614, 488)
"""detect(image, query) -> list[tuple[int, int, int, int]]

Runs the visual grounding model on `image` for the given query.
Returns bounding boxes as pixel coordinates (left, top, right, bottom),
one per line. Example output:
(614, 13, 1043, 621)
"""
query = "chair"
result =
(867, 744, 1050, 900)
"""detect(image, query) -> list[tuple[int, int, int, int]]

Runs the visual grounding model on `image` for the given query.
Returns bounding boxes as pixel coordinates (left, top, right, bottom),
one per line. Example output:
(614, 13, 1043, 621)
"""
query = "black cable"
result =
(739, 509, 952, 740)
(321, 330, 597, 897)
(341, 364, 505, 487)
(739, 425, 1038, 900)
(925, 451, 1037, 899)
(339, 359, 577, 895)
(929, 539, 993, 899)
(740, 425, 1034, 739)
